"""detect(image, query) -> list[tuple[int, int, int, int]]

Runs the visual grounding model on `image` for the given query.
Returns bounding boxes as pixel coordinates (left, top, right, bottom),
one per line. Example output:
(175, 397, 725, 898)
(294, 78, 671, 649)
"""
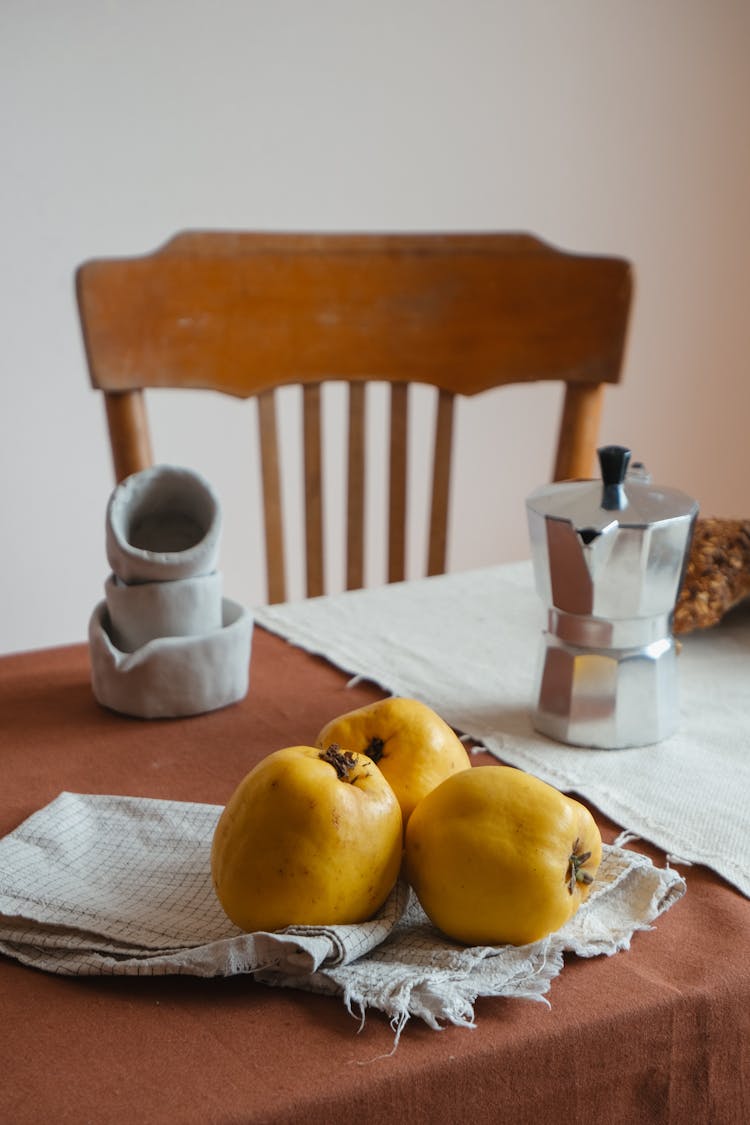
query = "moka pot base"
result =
(532, 622, 679, 750)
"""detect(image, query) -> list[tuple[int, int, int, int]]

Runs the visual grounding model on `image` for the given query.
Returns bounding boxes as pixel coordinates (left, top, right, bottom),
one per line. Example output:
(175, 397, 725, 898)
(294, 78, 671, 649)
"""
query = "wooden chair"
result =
(76, 231, 633, 603)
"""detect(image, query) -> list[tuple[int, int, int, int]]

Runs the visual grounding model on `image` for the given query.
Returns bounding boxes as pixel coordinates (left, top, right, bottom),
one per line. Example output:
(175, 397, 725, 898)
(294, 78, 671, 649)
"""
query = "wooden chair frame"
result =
(76, 231, 633, 602)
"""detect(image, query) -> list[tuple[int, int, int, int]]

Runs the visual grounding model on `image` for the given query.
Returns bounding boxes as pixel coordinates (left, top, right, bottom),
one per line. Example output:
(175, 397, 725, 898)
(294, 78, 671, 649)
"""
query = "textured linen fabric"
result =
(0, 792, 683, 1035)
(255, 561, 750, 896)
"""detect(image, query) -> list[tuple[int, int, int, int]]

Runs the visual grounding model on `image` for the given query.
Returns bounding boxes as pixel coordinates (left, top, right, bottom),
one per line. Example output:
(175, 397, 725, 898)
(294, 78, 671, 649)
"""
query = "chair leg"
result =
(303, 384, 325, 598)
(104, 390, 153, 483)
(346, 382, 366, 591)
(554, 383, 604, 481)
(388, 383, 408, 583)
(427, 389, 454, 576)
(257, 390, 287, 604)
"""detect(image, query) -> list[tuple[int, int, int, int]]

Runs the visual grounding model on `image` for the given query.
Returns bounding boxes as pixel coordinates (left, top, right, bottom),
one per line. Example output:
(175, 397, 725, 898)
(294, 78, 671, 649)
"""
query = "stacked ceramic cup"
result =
(89, 465, 252, 719)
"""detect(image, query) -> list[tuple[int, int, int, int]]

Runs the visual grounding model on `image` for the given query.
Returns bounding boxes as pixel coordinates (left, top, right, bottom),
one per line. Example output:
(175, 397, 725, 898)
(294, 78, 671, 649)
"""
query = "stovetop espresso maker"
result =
(526, 445, 698, 749)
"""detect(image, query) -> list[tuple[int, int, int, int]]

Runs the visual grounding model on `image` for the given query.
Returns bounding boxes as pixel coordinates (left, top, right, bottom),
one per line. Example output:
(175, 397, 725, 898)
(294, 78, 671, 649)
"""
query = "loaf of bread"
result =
(674, 518, 750, 634)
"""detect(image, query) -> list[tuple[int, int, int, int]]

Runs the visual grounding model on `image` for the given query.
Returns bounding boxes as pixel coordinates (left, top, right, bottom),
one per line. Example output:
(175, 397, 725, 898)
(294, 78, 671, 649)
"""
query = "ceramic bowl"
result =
(89, 597, 252, 719)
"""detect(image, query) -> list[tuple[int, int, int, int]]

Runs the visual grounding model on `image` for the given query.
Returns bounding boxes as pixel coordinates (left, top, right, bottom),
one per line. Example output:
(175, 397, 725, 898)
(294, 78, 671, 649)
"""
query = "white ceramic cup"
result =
(104, 571, 223, 653)
(106, 465, 222, 584)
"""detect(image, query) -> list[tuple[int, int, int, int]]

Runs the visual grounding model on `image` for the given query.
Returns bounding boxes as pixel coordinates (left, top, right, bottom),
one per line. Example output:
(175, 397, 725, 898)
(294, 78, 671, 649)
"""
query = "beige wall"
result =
(2, 0, 749, 653)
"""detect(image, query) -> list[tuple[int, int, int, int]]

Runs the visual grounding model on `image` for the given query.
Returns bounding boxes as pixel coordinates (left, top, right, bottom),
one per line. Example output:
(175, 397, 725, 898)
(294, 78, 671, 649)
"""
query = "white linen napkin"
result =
(255, 562, 750, 897)
(0, 792, 684, 1035)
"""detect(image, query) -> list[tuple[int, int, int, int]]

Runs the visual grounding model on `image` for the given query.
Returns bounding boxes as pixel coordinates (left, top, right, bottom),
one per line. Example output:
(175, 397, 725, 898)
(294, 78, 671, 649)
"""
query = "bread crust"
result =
(674, 518, 750, 634)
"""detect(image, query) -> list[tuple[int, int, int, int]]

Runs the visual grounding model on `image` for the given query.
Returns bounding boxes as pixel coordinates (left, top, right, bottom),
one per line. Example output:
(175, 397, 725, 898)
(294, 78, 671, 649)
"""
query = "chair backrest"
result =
(76, 231, 633, 603)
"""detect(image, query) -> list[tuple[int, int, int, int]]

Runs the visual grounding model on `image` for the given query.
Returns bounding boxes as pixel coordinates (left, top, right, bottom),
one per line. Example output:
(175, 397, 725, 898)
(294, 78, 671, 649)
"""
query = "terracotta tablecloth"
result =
(1, 630, 748, 1125)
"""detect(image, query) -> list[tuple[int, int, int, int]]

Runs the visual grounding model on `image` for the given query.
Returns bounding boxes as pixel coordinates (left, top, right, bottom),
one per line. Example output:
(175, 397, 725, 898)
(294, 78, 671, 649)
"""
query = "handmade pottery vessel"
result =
(89, 597, 252, 719)
(105, 464, 221, 584)
(90, 464, 252, 718)
(104, 571, 223, 653)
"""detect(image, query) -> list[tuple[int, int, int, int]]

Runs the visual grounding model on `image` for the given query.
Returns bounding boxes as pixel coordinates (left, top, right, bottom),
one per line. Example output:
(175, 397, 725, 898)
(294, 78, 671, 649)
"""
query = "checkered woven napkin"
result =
(0, 792, 685, 1033)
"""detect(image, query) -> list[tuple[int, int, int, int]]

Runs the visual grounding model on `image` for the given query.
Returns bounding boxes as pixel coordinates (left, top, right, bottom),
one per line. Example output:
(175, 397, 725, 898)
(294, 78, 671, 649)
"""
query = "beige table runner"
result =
(256, 562, 750, 896)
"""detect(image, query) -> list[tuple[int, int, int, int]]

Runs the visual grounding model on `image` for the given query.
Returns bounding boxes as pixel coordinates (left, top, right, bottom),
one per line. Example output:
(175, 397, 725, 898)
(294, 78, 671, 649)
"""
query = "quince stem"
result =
(319, 744, 358, 782)
(567, 837, 594, 895)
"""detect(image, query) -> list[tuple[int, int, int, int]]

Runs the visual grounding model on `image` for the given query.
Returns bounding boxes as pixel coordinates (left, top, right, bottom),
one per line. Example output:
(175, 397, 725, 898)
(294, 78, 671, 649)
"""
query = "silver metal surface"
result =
(532, 633, 678, 749)
(526, 447, 698, 750)
(547, 607, 673, 649)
